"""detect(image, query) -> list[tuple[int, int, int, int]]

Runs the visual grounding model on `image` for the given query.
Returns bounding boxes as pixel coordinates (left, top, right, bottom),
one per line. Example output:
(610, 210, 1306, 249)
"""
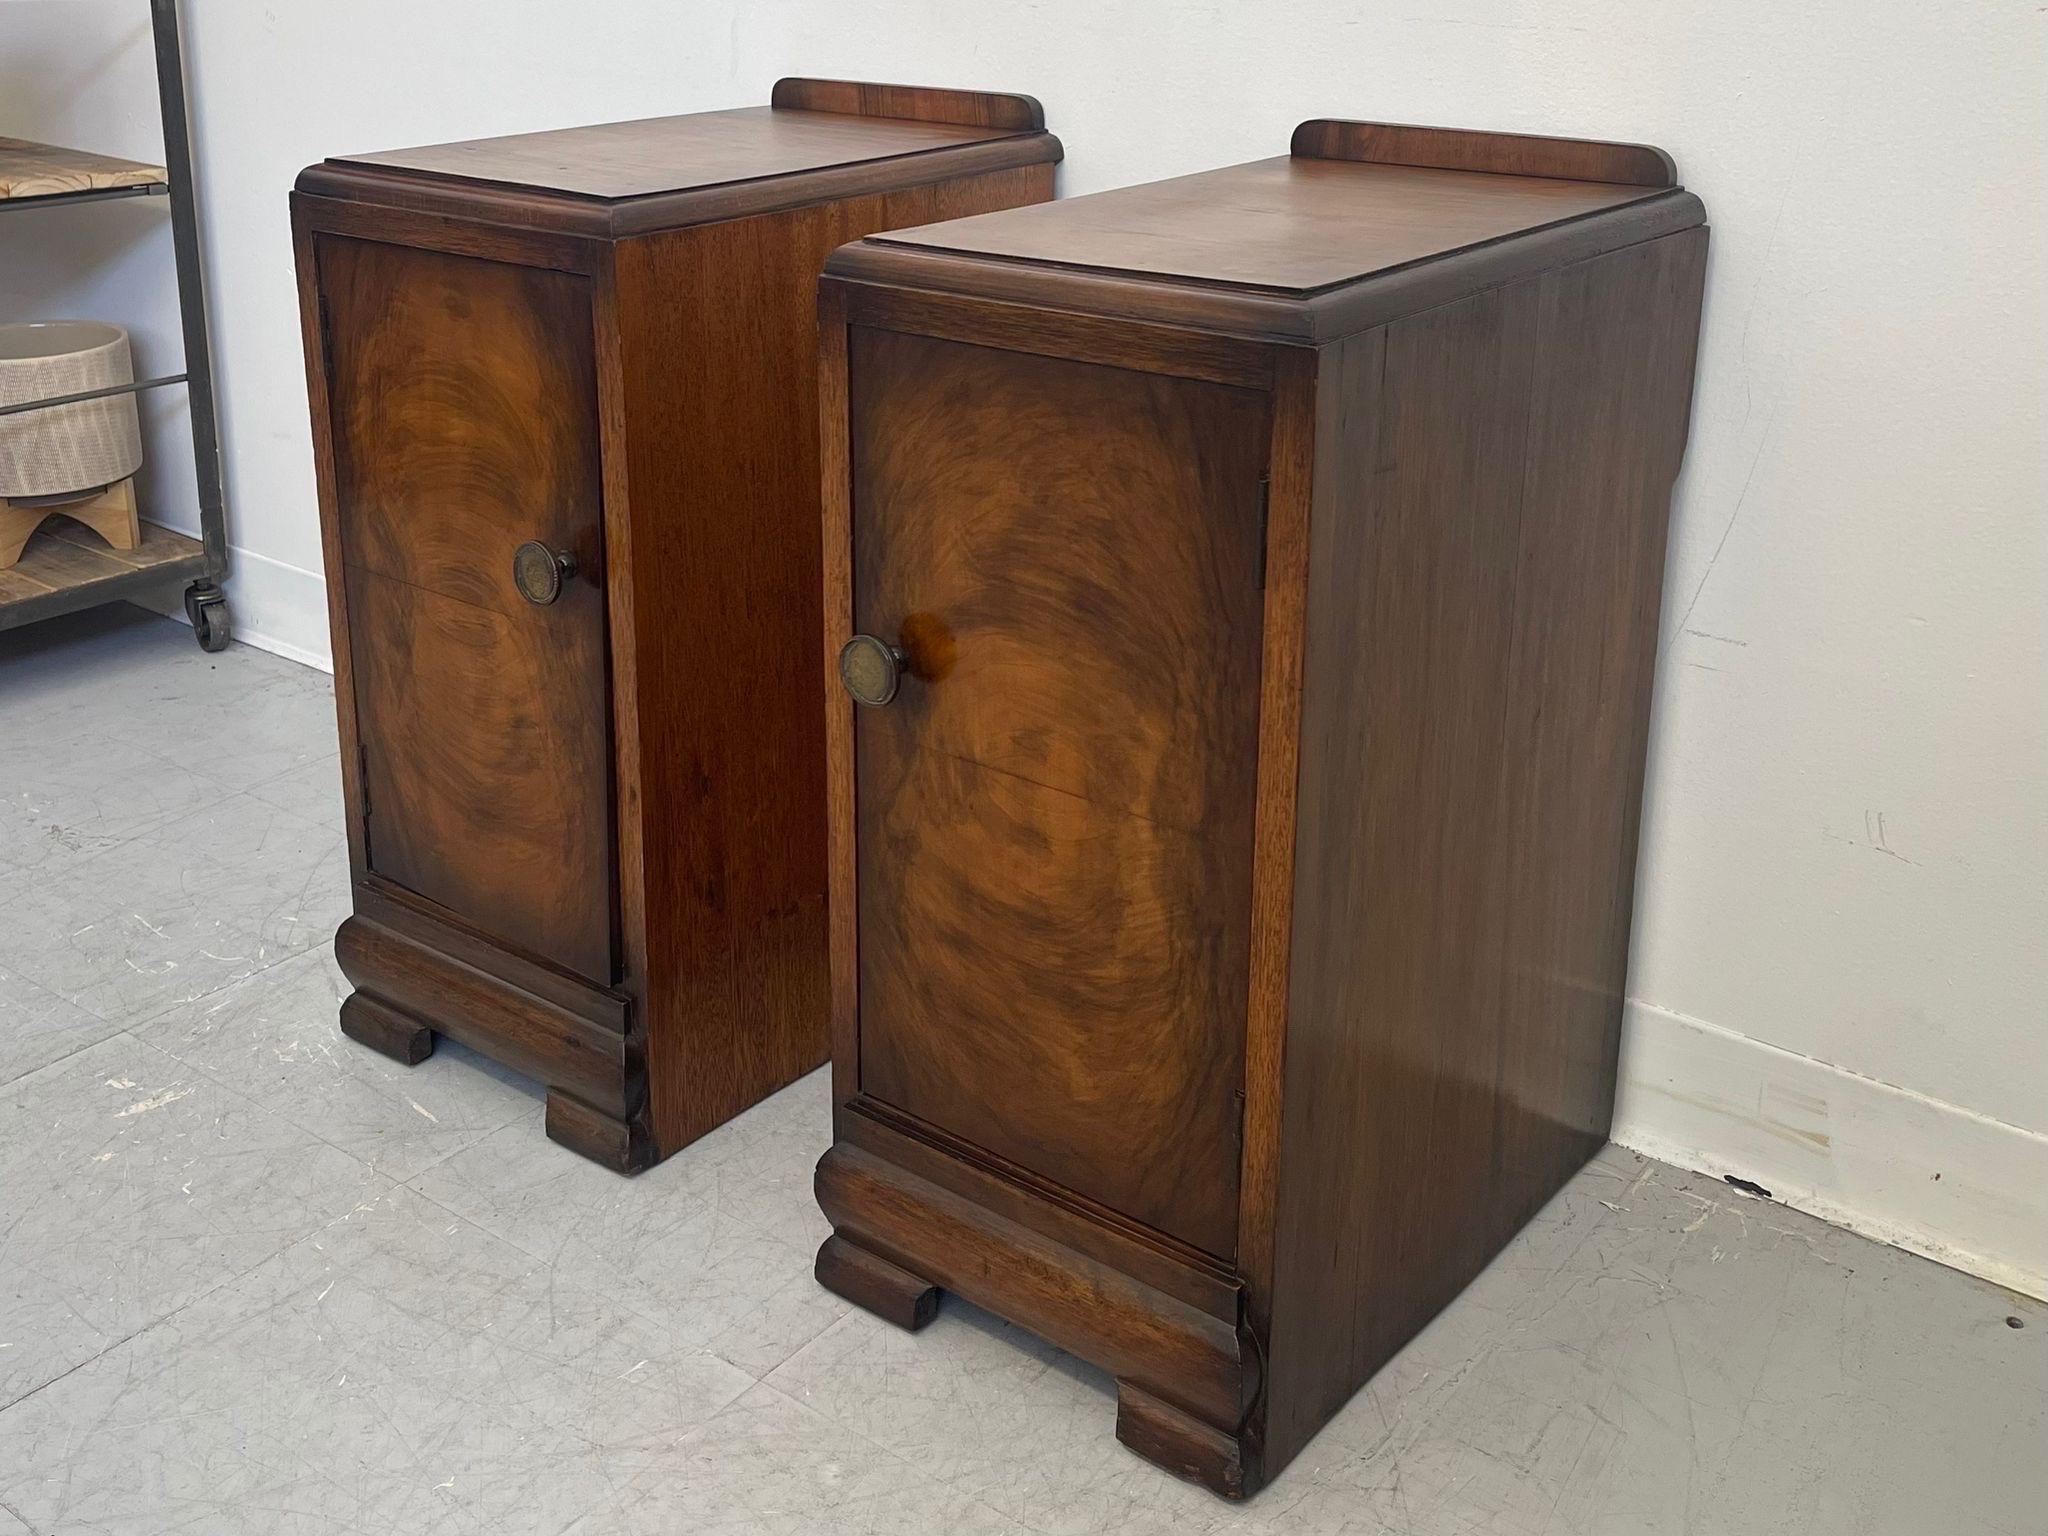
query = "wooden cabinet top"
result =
(832, 118, 1701, 344)
(294, 77, 1061, 238)
(874, 157, 1656, 294)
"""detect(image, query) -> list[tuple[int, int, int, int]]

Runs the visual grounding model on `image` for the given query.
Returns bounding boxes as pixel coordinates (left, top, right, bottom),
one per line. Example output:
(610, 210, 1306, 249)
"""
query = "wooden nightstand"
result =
(290, 79, 1060, 1173)
(813, 119, 1706, 1496)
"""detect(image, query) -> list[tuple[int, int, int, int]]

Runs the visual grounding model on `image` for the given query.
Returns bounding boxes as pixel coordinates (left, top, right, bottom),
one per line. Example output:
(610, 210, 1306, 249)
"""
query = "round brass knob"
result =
(512, 541, 577, 605)
(839, 634, 908, 707)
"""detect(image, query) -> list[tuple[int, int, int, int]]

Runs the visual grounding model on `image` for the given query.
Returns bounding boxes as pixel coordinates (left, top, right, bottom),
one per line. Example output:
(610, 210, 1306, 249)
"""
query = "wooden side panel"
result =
(847, 329, 1268, 1260)
(290, 206, 369, 889)
(319, 236, 613, 984)
(1262, 303, 1530, 1466)
(1491, 229, 1710, 1218)
(613, 163, 1055, 1155)
(1260, 229, 1707, 1472)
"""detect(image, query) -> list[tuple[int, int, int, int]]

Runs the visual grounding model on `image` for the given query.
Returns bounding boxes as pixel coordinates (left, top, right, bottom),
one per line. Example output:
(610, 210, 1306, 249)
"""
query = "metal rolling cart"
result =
(0, 0, 229, 650)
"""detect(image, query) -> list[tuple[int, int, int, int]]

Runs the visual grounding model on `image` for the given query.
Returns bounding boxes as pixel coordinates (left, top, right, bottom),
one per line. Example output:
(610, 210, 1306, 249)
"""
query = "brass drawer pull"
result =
(512, 541, 576, 605)
(839, 634, 907, 707)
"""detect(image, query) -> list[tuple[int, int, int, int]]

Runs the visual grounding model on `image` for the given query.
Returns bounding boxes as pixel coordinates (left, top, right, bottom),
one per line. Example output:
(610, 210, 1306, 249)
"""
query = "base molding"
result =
(335, 913, 632, 1110)
(813, 1140, 1262, 1497)
(1614, 999, 2048, 1299)
(334, 911, 654, 1175)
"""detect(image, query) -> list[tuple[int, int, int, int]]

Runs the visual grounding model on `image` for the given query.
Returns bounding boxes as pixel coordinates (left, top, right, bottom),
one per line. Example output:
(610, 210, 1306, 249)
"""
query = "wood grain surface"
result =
(831, 188, 1702, 349)
(817, 1141, 1258, 1434)
(772, 77, 1045, 130)
(319, 236, 614, 984)
(339, 107, 1019, 201)
(0, 519, 204, 628)
(847, 329, 1268, 1259)
(1261, 230, 1709, 1472)
(611, 166, 1055, 1158)
(1, 480, 137, 570)
(812, 132, 1708, 1497)
(0, 137, 165, 199)
(874, 156, 1657, 295)
(296, 87, 1059, 1171)
(1488, 232, 1708, 1222)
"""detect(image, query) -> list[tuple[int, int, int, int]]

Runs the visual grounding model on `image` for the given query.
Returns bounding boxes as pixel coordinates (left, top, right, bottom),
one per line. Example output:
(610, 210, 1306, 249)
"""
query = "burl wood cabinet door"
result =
(318, 237, 614, 984)
(848, 329, 1268, 1259)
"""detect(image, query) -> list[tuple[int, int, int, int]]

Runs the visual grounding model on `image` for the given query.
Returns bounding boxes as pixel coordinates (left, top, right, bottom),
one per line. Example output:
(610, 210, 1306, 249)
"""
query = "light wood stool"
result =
(0, 477, 139, 569)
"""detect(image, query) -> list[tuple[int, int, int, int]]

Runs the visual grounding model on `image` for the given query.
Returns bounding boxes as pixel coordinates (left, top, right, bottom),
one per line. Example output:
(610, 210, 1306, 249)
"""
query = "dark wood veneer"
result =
(321, 236, 615, 984)
(849, 329, 1267, 1260)
(293, 79, 1060, 1173)
(1290, 115, 1676, 185)
(814, 119, 1708, 1495)
(871, 155, 1660, 294)
(772, 76, 1046, 131)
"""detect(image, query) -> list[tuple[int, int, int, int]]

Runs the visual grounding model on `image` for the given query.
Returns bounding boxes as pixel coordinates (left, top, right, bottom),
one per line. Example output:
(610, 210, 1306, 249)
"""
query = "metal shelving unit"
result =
(0, 0, 230, 649)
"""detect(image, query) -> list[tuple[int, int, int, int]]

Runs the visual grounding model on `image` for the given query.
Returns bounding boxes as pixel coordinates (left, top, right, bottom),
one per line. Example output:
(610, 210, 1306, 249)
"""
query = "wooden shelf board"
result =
(0, 518, 207, 629)
(0, 137, 169, 201)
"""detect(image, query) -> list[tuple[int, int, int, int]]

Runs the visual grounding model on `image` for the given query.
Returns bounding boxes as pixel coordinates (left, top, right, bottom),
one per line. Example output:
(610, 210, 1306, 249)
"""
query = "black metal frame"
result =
(0, 0, 230, 648)
(0, 374, 189, 419)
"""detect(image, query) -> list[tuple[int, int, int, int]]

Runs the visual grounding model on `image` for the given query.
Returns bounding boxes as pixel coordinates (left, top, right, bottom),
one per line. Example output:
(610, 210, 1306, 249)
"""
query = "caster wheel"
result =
(184, 582, 230, 653)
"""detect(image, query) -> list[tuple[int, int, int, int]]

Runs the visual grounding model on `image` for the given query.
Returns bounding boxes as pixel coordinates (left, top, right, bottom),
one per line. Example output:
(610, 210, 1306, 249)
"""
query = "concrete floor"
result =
(0, 606, 2040, 1536)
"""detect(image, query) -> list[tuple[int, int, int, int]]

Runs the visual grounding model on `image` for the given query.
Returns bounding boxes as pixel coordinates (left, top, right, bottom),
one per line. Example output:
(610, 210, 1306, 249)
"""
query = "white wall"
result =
(8, 0, 2043, 1292)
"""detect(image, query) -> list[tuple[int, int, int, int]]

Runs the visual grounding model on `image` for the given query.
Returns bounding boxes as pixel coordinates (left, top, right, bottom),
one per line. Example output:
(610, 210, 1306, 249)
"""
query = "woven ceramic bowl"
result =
(0, 320, 144, 500)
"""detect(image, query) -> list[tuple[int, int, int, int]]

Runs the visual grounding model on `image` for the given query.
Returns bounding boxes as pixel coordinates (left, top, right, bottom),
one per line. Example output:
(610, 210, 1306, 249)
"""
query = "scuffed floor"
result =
(0, 607, 2040, 1535)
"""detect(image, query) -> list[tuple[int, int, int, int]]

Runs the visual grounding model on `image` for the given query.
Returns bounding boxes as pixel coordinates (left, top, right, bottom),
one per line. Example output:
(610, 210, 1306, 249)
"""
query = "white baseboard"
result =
(144, 540, 334, 673)
(1614, 999, 2047, 1300)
